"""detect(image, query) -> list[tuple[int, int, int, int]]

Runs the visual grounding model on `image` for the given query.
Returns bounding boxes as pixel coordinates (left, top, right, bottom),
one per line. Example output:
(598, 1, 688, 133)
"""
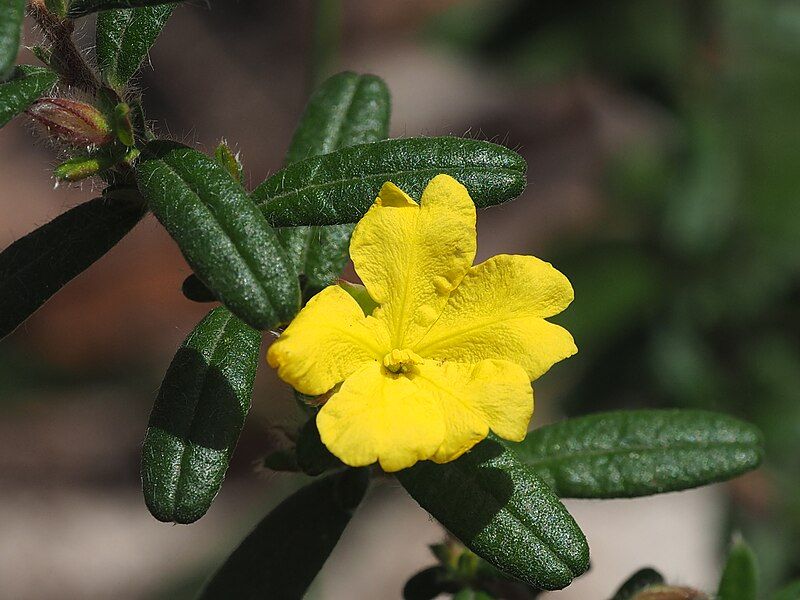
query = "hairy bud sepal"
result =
(27, 98, 113, 147)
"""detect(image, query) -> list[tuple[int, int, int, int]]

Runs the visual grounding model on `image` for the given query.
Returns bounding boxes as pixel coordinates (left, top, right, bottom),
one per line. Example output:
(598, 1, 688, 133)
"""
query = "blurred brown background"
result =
(2, 0, 799, 598)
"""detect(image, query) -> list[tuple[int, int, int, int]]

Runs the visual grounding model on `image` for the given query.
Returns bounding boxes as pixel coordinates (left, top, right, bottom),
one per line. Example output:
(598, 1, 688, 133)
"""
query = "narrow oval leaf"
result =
(296, 416, 344, 476)
(609, 568, 665, 600)
(718, 538, 758, 600)
(397, 438, 589, 591)
(0, 188, 145, 340)
(0, 0, 24, 79)
(0, 65, 58, 128)
(96, 4, 175, 89)
(278, 71, 391, 295)
(67, 0, 177, 18)
(252, 136, 527, 227)
(142, 306, 260, 524)
(511, 409, 764, 498)
(135, 141, 300, 330)
(199, 468, 369, 599)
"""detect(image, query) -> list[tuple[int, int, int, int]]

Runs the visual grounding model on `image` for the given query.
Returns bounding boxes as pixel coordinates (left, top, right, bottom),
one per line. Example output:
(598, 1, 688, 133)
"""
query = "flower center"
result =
(382, 348, 423, 374)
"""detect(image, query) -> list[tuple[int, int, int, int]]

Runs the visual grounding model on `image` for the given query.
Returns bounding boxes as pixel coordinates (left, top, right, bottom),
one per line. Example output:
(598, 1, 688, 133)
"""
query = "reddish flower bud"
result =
(27, 98, 112, 146)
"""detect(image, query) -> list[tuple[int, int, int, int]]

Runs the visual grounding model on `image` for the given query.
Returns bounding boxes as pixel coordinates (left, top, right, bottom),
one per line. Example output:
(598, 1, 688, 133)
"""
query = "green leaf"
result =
(96, 4, 175, 89)
(403, 567, 459, 600)
(296, 416, 344, 476)
(718, 538, 758, 600)
(397, 438, 589, 591)
(181, 274, 216, 303)
(0, 188, 145, 340)
(0, 65, 58, 128)
(252, 136, 527, 227)
(67, 0, 177, 18)
(199, 468, 369, 599)
(609, 568, 665, 600)
(511, 410, 764, 498)
(141, 306, 260, 524)
(278, 71, 391, 296)
(772, 581, 800, 600)
(0, 0, 24, 79)
(135, 141, 300, 330)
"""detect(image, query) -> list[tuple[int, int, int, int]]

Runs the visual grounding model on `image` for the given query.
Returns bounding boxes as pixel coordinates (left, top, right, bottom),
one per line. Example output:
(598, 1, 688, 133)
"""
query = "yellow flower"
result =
(268, 175, 576, 472)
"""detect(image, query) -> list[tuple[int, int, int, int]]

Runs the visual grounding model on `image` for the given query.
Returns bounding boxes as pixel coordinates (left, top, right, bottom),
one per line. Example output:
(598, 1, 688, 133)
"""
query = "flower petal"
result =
(415, 254, 577, 380)
(317, 363, 445, 471)
(267, 286, 389, 395)
(415, 359, 533, 463)
(350, 175, 477, 349)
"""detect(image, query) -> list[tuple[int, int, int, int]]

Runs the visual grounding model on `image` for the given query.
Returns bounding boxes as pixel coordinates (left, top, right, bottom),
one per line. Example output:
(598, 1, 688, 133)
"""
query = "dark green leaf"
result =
(278, 71, 391, 295)
(141, 307, 260, 524)
(181, 274, 216, 303)
(0, 65, 58, 128)
(609, 568, 665, 600)
(0, 0, 24, 79)
(398, 438, 589, 591)
(718, 538, 758, 600)
(0, 188, 145, 340)
(135, 141, 300, 330)
(96, 4, 174, 89)
(403, 566, 458, 600)
(511, 410, 764, 498)
(252, 136, 527, 227)
(772, 581, 800, 600)
(453, 589, 494, 600)
(67, 0, 177, 18)
(296, 416, 344, 476)
(199, 468, 369, 599)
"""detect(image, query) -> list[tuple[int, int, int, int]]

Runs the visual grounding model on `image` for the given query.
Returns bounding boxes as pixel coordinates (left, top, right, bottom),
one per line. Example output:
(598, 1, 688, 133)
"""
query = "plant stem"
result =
(27, 0, 100, 94)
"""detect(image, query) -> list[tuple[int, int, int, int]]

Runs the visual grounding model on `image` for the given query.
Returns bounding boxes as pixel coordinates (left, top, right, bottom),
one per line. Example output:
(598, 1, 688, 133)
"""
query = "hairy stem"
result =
(27, 0, 100, 94)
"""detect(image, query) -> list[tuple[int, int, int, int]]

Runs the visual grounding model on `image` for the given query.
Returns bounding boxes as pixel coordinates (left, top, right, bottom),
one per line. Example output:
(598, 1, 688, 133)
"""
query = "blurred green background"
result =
(0, 0, 798, 597)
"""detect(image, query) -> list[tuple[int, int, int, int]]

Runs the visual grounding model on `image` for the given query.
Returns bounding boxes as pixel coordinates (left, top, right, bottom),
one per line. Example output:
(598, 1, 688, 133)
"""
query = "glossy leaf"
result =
(96, 4, 175, 89)
(252, 136, 527, 227)
(511, 410, 764, 498)
(141, 307, 260, 524)
(718, 538, 758, 600)
(609, 568, 665, 600)
(135, 141, 300, 330)
(0, 66, 58, 128)
(0, 188, 145, 340)
(0, 0, 24, 79)
(398, 438, 589, 591)
(278, 71, 390, 295)
(67, 0, 177, 18)
(199, 468, 369, 599)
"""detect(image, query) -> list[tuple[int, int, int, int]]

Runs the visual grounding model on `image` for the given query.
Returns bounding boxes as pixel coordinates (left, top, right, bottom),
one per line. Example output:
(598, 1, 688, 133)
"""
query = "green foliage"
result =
(199, 468, 369, 599)
(512, 410, 764, 498)
(0, 66, 58, 128)
(718, 538, 759, 600)
(253, 136, 527, 227)
(0, 188, 145, 340)
(295, 414, 344, 476)
(0, 0, 24, 79)
(67, 0, 177, 18)
(141, 307, 260, 524)
(398, 437, 589, 591)
(279, 71, 391, 297)
(609, 568, 665, 600)
(96, 4, 175, 89)
(135, 141, 300, 330)
(772, 581, 800, 600)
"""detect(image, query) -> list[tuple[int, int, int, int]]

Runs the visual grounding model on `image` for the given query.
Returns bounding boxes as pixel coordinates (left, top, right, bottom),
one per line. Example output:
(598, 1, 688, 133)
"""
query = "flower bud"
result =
(27, 98, 113, 146)
(634, 586, 709, 600)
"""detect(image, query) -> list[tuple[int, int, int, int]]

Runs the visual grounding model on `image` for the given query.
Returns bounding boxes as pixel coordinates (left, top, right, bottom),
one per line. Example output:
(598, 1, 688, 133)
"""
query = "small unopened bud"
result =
(27, 98, 113, 146)
(112, 103, 135, 147)
(634, 586, 709, 600)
